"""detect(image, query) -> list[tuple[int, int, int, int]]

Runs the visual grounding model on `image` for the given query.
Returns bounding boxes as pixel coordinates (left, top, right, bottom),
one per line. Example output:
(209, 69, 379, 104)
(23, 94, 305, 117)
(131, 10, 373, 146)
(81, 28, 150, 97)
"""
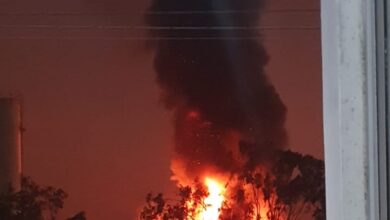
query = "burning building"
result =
(0, 97, 23, 193)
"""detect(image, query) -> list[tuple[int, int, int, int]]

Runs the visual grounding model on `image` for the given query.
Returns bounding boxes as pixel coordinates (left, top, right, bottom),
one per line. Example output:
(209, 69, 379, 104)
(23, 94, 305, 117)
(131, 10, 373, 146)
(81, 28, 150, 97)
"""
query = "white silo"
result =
(0, 97, 22, 193)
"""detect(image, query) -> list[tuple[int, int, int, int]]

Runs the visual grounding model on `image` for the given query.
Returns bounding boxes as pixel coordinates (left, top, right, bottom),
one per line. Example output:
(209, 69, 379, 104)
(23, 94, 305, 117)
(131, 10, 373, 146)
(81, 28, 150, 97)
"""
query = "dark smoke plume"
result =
(146, 0, 287, 171)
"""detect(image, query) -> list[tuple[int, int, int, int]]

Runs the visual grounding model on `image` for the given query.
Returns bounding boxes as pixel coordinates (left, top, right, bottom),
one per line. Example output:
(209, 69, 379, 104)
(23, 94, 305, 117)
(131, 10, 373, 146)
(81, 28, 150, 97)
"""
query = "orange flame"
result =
(199, 178, 225, 220)
(170, 159, 273, 220)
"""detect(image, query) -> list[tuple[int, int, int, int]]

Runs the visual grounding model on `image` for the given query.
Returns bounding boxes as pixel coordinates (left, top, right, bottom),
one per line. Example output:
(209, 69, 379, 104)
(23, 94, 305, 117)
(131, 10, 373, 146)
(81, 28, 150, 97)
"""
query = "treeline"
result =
(0, 177, 85, 220)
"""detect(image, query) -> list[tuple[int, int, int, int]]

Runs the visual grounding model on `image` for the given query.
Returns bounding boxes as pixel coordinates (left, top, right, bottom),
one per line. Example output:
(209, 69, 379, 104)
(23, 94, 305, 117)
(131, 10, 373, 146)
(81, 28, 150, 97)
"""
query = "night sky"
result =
(0, 0, 322, 219)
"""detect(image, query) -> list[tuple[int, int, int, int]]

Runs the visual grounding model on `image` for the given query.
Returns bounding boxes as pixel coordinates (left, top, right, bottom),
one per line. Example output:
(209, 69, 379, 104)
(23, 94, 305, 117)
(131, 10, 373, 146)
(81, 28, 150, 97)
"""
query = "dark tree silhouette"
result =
(242, 150, 325, 220)
(0, 176, 67, 220)
(0, 176, 86, 220)
(140, 179, 209, 220)
(140, 150, 325, 220)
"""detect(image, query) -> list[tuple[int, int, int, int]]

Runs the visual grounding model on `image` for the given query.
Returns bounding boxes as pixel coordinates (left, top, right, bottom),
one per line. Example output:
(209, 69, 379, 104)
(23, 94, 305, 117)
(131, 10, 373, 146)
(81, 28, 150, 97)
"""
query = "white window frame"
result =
(321, 0, 388, 219)
(374, 0, 389, 219)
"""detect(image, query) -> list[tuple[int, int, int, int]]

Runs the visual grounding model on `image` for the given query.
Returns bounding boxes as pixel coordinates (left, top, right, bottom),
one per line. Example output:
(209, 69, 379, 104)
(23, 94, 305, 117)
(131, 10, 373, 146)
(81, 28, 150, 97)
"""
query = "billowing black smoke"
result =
(146, 0, 287, 172)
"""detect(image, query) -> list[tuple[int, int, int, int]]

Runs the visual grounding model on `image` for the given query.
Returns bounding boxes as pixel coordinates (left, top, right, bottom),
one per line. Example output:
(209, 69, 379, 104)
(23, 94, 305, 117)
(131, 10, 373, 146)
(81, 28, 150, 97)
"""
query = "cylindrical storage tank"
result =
(0, 98, 22, 193)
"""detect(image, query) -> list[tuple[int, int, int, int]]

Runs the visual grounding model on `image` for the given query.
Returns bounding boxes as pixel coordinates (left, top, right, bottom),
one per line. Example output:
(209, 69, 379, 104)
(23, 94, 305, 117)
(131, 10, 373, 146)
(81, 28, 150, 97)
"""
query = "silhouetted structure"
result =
(0, 97, 23, 193)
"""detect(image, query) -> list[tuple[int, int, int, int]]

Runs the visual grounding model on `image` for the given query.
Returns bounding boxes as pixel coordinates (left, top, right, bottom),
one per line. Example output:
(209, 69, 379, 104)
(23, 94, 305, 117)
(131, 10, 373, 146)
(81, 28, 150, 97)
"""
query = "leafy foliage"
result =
(242, 150, 325, 220)
(140, 150, 325, 220)
(140, 179, 209, 220)
(0, 176, 85, 220)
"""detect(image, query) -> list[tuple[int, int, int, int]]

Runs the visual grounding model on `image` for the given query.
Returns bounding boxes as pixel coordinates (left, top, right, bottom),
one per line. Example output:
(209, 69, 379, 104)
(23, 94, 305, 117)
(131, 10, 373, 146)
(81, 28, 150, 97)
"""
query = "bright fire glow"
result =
(198, 178, 225, 220)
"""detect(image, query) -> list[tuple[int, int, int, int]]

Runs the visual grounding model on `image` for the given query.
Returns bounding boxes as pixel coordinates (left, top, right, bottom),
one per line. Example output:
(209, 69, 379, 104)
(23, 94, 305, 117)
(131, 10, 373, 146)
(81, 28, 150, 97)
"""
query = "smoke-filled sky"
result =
(0, 0, 321, 219)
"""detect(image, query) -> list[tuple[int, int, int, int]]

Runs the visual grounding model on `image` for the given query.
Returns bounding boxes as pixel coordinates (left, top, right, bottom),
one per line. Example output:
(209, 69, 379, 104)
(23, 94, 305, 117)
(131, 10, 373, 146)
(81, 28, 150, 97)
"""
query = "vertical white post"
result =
(321, 0, 379, 219)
